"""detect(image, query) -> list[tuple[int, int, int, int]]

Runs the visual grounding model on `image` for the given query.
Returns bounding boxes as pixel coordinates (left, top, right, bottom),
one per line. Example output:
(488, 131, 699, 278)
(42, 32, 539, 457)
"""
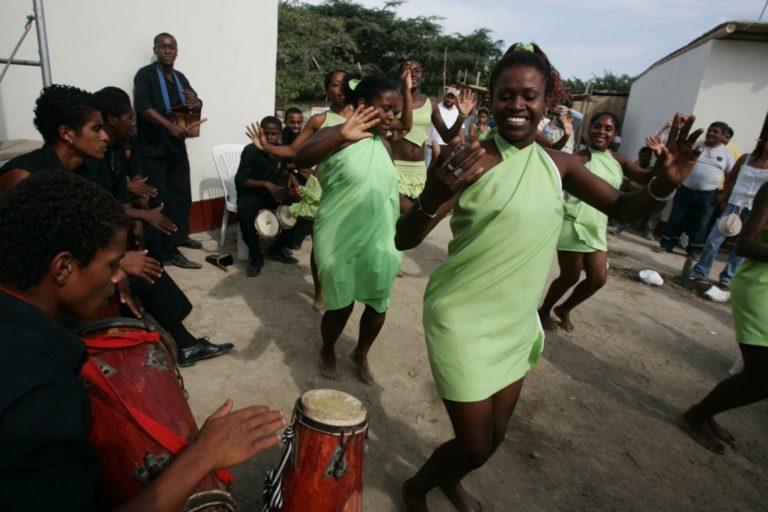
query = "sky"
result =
(301, 0, 765, 79)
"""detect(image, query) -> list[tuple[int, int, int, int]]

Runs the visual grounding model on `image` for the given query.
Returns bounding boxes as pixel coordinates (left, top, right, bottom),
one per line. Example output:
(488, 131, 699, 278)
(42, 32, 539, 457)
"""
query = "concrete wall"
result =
(694, 39, 768, 156)
(621, 41, 712, 159)
(0, 0, 278, 205)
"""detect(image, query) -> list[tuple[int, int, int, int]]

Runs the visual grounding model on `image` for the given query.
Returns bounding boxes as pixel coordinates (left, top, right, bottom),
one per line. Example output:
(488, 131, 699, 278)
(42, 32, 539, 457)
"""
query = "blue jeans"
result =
(659, 185, 718, 257)
(691, 204, 751, 283)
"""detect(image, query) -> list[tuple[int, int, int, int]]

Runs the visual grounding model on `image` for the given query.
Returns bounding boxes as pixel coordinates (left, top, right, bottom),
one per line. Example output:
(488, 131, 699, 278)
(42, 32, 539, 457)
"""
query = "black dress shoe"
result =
(180, 238, 203, 249)
(163, 252, 203, 269)
(178, 338, 234, 367)
(246, 262, 263, 277)
(267, 247, 298, 264)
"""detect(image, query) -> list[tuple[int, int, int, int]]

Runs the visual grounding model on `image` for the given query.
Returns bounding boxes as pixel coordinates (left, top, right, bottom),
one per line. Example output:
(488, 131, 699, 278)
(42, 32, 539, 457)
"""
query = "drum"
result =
(76, 318, 237, 511)
(276, 205, 297, 230)
(264, 389, 368, 512)
(255, 209, 280, 239)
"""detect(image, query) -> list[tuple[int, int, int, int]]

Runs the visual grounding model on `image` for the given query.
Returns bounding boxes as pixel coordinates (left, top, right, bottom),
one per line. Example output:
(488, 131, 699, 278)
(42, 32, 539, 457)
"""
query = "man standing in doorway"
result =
(134, 32, 203, 269)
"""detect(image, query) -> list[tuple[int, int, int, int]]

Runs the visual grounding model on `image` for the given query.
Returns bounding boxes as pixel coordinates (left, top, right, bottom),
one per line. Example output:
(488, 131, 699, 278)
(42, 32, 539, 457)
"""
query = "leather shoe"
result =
(267, 247, 298, 264)
(246, 261, 263, 277)
(163, 252, 203, 269)
(178, 338, 234, 367)
(180, 238, 203, 249)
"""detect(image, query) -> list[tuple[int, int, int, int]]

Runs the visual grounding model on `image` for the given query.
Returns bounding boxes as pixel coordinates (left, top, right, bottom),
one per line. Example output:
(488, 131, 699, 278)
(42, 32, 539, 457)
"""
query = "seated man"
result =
(236, 116, 306, 277)
(0, 171, 284, 510)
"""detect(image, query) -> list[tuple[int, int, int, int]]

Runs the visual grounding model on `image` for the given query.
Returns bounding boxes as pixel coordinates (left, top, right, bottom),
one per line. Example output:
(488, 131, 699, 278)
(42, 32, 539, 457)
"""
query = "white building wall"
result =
(693, 39, 768, 155)
(0, 0, 278, 203)
(621, 41, 712, 159)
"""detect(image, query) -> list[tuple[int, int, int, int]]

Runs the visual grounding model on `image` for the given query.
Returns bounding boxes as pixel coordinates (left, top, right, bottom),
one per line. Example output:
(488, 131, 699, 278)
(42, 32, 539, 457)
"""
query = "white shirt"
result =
(683, 143, 735, 191)
(429, 102, 460, 146)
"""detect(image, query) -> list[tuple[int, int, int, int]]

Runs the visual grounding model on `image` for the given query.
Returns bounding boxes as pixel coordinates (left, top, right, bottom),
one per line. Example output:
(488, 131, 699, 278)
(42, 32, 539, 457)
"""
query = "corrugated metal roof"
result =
(635, 20, 768, 81)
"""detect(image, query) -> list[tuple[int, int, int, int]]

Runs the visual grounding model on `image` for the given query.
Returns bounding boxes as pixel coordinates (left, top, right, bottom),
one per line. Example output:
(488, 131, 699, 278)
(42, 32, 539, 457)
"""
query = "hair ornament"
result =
(515, 42, 535, 53)
(349, 79, 360, 91)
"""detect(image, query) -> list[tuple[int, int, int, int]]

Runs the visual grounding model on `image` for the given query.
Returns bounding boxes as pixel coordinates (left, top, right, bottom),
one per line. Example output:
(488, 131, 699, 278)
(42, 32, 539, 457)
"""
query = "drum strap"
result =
(261, 426, 295, 511)
(80, 338, 235, 486)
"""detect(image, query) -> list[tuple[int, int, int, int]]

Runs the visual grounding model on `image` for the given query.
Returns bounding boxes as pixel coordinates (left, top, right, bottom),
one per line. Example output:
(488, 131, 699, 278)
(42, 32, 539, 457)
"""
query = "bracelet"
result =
(414, 196, 438, 218)
(646, 176, 676, 201)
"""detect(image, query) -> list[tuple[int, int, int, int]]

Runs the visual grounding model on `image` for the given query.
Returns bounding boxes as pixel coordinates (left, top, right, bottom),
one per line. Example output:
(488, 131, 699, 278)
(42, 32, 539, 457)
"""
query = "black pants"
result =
(237, 193, 307, 265)
(142, 189, 186, 258)
(127, 272, 192, 330)
(140, 151, 192, 240)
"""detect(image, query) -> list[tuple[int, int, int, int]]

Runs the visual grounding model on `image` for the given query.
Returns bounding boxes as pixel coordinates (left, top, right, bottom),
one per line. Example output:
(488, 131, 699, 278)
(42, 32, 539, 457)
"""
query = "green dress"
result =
(731, 225, 768, 347)
(288, 110, 347, 220)
(557, 149, 623, 252)
(423, 135, 564, 402)
(314, 136, 402, 313)
(395, 99, 432, 197)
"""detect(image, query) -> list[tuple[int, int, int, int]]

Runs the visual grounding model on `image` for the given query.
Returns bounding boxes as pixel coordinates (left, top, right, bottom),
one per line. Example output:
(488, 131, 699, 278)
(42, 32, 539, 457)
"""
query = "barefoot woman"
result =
(680, 180, 768, 454)
(295, 74, 412, 384)
(539, 111, 654, 331)
(396, 43, 702, 511)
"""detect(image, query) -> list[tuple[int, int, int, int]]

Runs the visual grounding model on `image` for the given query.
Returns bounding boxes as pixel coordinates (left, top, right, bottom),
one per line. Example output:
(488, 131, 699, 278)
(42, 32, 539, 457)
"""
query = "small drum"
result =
(76, 318, 237, 511)
(255, 209, 280, 239)
(276, 205, 297, 230)
(263, 389, 368, 512)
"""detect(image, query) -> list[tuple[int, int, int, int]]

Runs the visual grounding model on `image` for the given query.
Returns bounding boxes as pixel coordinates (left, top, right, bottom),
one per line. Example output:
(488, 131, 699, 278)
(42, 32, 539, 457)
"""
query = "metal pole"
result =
(0, 16, 35, 84)
(33, 0, 52, 86)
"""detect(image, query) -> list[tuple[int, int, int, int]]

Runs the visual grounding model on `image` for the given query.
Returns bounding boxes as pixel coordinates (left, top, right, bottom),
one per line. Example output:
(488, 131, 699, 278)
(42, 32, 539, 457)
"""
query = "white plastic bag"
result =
(639, 269, 664, 286)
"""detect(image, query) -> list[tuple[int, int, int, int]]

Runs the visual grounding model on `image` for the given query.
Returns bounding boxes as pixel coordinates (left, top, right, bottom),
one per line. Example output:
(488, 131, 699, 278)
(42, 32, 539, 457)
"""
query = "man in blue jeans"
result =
(657, 122, 734, 256)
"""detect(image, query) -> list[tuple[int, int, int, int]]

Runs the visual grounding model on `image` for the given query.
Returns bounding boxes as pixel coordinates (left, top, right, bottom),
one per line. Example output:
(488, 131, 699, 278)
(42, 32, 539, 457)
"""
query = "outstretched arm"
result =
(561, 113, 703, 222)
(294, 106, 380, 168)
(735, 182, 768, 262)
(612, 151, 653, 185)
(432, 88, 476, 143)
(247, 114, 326, 159)
(391, 64, 413, 132)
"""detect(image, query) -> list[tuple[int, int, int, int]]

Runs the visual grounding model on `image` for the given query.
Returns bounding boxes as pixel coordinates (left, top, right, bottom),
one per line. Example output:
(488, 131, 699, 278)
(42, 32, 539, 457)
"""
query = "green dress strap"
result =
(320, 110, 347, 128)
(557, 149, 623, 252)
(423, 135, 564, 401)
(313, 136, 402, 313)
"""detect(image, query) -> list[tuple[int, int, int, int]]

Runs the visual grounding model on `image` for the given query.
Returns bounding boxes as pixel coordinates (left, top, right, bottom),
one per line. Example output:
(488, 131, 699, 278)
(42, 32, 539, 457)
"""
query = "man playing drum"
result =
(0, 172, 285, 510)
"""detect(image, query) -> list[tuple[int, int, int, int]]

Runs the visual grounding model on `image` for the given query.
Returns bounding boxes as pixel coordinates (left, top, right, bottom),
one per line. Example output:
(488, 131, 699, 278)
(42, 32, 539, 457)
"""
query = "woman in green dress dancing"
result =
(295, 73, 412, 384)
(396, 43, 703, 512)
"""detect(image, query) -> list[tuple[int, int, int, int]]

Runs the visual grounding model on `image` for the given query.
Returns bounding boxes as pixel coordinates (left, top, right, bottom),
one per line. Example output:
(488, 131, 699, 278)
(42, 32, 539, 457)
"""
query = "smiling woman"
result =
(396, 42, 703, 511)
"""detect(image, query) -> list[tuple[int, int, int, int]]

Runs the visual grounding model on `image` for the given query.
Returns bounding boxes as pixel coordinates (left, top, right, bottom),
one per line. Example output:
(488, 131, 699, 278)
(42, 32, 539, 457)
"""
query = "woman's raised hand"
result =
(653, 113, 704, 186)
(420, 138, 487, 208)
(339, 105, 380, 142)
(400, 62, 413, 90)
(457, 88, 477, 118)
(246, 122, 267, 150)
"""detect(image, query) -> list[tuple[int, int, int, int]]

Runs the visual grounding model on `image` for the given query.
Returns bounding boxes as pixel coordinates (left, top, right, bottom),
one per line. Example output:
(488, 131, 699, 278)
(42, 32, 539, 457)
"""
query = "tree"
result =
(564, 71, 634, 94)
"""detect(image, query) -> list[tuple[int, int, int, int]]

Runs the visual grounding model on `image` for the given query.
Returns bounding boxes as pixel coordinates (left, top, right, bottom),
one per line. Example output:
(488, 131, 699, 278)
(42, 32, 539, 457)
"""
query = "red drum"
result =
(265, 389, 368, 512)
(76, 318, 236, 511)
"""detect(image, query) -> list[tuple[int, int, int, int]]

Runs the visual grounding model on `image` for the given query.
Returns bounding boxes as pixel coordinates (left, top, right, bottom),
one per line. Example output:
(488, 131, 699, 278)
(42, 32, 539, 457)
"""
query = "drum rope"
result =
(261, 426, 295, 511)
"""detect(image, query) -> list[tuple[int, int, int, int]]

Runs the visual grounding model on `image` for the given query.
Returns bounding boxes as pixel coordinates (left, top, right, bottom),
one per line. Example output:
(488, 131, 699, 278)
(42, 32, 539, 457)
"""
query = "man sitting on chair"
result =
(236, 116, 306, 277)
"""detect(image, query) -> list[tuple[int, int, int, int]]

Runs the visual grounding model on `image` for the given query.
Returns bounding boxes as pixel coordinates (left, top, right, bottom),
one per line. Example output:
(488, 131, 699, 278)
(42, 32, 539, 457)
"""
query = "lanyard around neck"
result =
(156, 64, 187, 115)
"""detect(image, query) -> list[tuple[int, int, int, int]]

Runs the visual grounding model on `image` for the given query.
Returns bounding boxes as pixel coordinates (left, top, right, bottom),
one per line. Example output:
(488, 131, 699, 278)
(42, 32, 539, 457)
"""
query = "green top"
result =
(731, 225, 768, 347)
(320, 110, 347, 129)
(423, 135, 564, 401)
(557, 149, 623, 252)
(313, 136, 402, 313)
(403, 99, 432, 147)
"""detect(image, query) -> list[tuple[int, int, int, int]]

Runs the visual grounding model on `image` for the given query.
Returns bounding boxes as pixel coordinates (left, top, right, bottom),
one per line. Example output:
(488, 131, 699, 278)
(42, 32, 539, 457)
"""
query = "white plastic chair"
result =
(212, 143, 245, 247)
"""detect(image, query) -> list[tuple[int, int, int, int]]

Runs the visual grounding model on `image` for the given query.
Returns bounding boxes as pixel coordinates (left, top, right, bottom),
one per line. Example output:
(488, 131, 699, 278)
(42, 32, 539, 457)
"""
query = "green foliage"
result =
(277, 0, 504, 102)
(564, 71, 634, 94)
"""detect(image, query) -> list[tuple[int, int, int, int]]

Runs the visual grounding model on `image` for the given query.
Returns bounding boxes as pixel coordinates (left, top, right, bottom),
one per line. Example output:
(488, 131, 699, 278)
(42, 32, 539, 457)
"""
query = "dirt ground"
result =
(172, 222, 767, 512)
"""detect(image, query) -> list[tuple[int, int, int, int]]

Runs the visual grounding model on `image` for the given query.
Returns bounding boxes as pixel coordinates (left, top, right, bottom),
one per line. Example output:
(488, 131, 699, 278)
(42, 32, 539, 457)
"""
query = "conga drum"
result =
(263, 389, 368, 512)
(276, 205, 297, 230)
(76, 318, 237, 511)
(255, 209, 280, 239)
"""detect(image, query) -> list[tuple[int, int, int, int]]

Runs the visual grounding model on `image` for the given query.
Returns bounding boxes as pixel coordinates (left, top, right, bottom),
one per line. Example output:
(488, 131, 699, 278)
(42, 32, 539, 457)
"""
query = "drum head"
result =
(300, 389, 367, 427)
(276, 205, 297, 229)
(254, 209, 280, 238)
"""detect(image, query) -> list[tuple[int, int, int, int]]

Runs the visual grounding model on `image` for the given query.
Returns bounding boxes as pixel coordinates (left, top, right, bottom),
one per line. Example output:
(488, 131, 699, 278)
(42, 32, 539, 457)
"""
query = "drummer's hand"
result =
(184, 88, 202, 111)
(339, 105, 379, 143)
(246, 122, 267, 150)
(116, 277, 142, 319)
(120, 250, 163, 284)
(265, 182, 286, 203)
(167, 123, 188, 140)
(420, 138, 487, 212)
(194, 400, 285, 470)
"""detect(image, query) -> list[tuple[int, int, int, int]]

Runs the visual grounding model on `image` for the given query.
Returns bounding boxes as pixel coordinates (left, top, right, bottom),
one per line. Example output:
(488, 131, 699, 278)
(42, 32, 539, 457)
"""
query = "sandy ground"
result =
(170, 222, 767, 512)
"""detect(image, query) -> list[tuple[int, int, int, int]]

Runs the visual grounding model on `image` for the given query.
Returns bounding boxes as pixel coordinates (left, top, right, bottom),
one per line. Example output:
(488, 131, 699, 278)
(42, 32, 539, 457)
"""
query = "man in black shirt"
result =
(0, 172, 284, 510)
(134, 32, 203, 265)
(236, 116, 306, 277)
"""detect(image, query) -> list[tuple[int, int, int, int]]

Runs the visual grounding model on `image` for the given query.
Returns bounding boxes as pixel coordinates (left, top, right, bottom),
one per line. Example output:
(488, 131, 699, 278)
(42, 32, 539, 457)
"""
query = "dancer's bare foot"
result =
(708, 418, 736, 447)
(320, 347, 338, 380)
(679, 409, 724, 454)
(553, 305, 574, 332)
(538, 309, 559, 331)
(349, 350, 374, 385)
(402, 478, 429, 512)
(313, 294, 324, 314)
(440, 481, 483, 512)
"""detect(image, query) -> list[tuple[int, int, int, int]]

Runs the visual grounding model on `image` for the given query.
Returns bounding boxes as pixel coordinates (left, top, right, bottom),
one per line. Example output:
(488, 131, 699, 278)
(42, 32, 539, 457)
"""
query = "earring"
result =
(65, 139, 73, 147)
